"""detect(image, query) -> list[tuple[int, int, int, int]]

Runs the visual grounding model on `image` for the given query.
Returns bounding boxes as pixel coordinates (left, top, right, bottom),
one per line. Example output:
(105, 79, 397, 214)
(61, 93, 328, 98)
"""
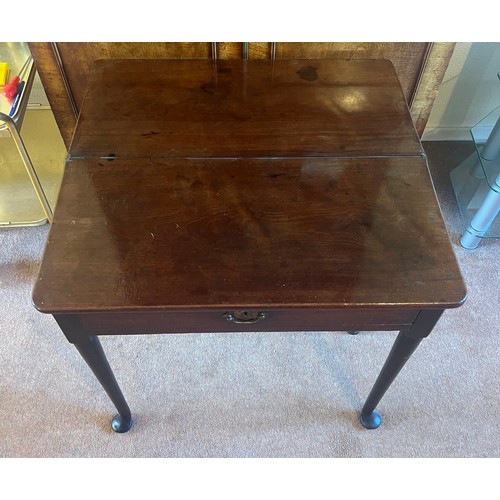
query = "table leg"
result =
(74, 336, 133, 433)
(360, 309, 444, 429)
(54, 314, 132, 433)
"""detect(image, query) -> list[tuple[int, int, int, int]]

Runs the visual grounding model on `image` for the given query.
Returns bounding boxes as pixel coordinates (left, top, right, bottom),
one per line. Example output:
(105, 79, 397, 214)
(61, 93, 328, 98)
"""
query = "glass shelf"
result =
(470, 105, 500, 193)
(450, 74, 500, 245)
(450, 151, 500, 239)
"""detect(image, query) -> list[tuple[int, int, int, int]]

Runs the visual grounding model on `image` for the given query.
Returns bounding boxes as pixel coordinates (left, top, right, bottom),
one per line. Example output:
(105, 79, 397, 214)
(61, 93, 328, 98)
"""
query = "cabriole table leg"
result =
(360, 309, 444, 429)
(360, 332, 422, 429)
(73, 336, 132, 433)
(54, 315, 132, 432)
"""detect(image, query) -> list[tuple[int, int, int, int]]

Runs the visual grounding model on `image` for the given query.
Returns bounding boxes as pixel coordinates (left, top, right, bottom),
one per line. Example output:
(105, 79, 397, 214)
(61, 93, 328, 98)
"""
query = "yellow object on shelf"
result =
(0, 62, 9, 87)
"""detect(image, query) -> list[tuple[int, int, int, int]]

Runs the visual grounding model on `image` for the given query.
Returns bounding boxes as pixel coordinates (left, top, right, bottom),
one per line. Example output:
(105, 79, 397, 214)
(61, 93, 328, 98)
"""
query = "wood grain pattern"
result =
(69, 58, 422, 158)
(250, 42, 430, 103)
(248, 42, 453, 133)
(248, 42, 272, 59)
(30, 42, 453, 148)
(32, 156, 466, 313)
(218, 42, 242, 59)
(56, 42, 213, 110)
(30, 42, 238, 147)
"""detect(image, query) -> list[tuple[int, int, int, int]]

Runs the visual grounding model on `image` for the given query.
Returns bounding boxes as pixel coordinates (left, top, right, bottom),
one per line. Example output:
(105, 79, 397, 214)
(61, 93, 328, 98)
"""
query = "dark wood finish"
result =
(28, 42, 239, 148)
(33, 157, 465, 313)
(68, 59, 422, 158)
(29, 42, 454, 147)
(32, 59, 467, 431)
(255, 42, 430, 101)
(72, 338, 132, 433)
(72, 308, 419, 338)
(55, 42, 214, 109)
(240, 42, 456, 136)
(360, 308, 444, 428)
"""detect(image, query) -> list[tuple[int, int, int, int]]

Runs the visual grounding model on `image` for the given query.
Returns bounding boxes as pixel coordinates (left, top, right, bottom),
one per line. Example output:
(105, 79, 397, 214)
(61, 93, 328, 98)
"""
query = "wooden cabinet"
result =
(29, 42, 454, 148)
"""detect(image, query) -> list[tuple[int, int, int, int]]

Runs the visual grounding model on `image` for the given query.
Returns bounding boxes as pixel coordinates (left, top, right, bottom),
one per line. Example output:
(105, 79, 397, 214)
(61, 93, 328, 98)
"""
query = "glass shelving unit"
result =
(450, 73, 500, 249)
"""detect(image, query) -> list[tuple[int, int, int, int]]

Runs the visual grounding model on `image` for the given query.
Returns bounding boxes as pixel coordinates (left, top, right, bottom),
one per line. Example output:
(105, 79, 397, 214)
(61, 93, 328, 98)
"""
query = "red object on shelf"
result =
(3, 75, 20, 98)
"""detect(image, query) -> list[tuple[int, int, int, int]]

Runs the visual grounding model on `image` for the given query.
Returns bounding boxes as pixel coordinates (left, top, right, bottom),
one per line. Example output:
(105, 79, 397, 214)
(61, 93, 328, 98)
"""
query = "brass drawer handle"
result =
(224, 311, 266, 324)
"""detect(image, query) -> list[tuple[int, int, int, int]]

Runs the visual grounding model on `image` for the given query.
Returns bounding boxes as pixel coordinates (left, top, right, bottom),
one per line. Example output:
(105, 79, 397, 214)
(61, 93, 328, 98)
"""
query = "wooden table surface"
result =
(33, 156, 466, 314)
(68, 59, 423, 159)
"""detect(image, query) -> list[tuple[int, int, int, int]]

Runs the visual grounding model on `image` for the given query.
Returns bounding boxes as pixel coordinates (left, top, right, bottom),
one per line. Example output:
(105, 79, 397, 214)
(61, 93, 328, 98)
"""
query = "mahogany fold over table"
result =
(33, 59, 466, 432)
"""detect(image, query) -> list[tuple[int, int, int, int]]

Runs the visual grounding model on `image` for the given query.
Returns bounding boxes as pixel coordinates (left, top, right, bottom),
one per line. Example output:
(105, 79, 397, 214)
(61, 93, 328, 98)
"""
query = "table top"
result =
(68, 58, 422, 159)
(33, 156, 466, 313)
(33, 58, 466, 314)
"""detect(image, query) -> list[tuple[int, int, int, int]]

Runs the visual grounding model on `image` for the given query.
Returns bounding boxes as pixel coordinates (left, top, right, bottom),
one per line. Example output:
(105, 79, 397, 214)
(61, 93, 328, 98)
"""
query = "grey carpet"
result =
(0, 141, 498, 457)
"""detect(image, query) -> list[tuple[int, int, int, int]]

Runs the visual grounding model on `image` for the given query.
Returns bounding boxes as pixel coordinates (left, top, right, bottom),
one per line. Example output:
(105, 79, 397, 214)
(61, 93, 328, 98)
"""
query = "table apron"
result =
(56, 308, 420, 341)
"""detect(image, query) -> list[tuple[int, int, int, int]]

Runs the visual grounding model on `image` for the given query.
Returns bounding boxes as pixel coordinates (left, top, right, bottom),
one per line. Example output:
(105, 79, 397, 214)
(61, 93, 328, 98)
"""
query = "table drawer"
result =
(77, 308, 419, 336)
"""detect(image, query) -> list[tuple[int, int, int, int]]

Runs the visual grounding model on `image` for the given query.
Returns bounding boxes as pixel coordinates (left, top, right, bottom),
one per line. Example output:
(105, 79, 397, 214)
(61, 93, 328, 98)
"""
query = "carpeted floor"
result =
(0, 141, 498, 457)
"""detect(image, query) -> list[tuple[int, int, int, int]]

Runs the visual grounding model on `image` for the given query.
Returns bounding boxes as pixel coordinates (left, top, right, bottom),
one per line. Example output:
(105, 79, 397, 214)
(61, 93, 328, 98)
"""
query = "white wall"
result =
(423, 42, 500, 140)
